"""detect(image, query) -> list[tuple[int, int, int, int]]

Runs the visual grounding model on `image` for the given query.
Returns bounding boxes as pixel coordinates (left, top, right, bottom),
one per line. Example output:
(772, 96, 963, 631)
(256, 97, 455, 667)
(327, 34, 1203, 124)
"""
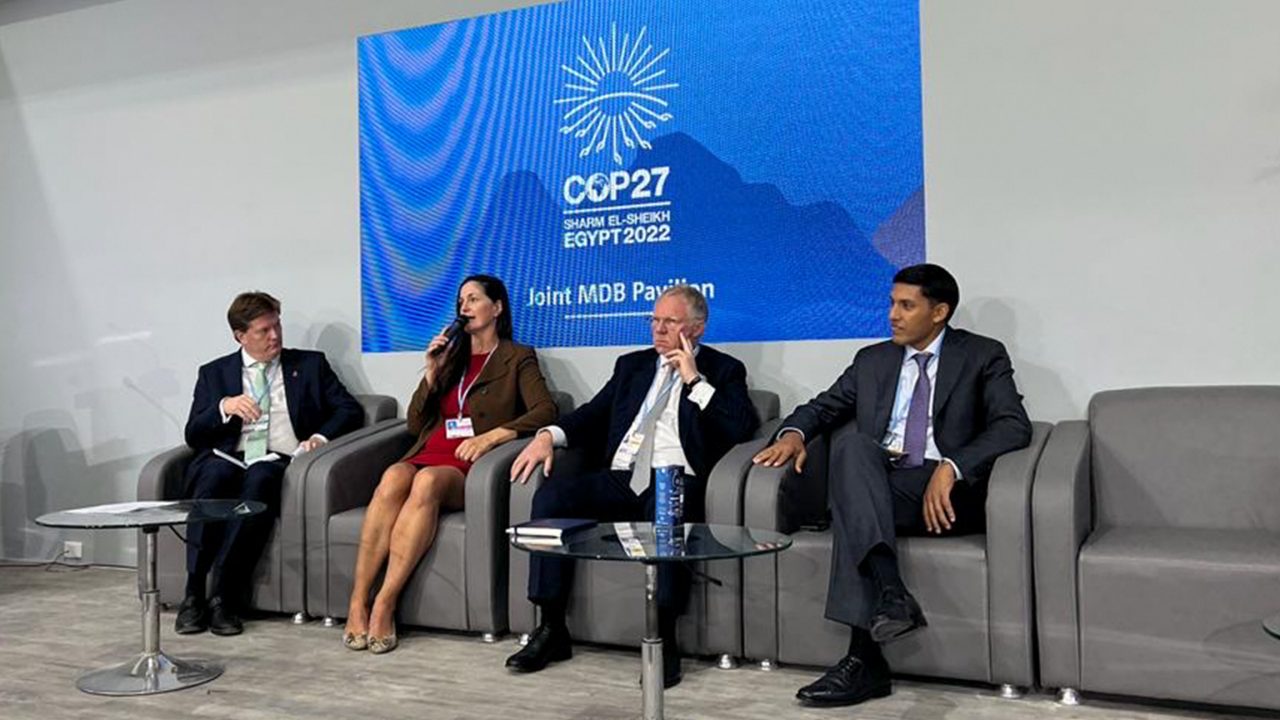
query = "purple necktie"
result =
(901, 352, 933, 468)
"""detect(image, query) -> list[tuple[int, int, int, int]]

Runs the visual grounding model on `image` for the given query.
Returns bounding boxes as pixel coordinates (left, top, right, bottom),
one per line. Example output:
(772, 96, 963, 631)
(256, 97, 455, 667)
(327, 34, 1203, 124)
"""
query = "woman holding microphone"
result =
(342, 275, 557, 653)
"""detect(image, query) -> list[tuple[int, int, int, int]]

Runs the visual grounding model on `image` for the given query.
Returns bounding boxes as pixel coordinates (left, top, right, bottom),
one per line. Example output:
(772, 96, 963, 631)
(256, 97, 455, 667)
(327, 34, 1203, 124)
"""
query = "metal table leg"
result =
(75, 526, 223, 695)
(641, 563, 663, 720)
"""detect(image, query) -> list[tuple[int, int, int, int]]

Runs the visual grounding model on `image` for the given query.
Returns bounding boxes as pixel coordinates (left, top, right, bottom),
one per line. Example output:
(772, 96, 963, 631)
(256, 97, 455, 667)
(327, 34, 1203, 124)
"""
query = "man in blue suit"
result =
(506, 285, 758, 687)
(177, 291, 362, 636)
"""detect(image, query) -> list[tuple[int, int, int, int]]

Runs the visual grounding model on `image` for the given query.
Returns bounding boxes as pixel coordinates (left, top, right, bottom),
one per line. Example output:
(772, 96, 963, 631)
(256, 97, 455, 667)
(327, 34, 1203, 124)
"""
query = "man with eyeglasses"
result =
(506, 284, 758, 687)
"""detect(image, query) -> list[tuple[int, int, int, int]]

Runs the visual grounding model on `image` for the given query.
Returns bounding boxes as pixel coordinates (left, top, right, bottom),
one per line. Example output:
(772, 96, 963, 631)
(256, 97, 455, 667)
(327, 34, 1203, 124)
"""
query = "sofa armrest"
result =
(985, 420, 1053, 687)
(355, 393, 398, 425)
(706, 438, 771, 525)
(1032, 419, 1093, 690)
(742, 433, 830, 533)
(463, 437, 530, 634)
(137, 446, 195, 500)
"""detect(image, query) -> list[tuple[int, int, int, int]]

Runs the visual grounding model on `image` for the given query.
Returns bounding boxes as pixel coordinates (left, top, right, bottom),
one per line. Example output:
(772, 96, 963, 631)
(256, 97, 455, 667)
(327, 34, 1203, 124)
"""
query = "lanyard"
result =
(250, 361, 276, 405)
(639, 364, 679, 423)
(456, 350, 496, 418)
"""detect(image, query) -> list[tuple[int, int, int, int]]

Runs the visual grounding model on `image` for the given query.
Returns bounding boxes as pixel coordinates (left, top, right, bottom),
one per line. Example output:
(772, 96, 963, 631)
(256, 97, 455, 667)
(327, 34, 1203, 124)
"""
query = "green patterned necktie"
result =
(244, 361, 271, 461)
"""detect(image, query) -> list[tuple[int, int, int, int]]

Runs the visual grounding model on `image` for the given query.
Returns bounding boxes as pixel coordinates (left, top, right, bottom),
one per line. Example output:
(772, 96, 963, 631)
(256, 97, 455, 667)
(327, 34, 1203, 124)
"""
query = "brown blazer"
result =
(400, 339, 558, 462)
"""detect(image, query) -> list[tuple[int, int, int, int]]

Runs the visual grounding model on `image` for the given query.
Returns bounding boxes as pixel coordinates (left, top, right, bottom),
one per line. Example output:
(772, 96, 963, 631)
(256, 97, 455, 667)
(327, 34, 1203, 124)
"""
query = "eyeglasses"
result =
(649, 316, 687, 329)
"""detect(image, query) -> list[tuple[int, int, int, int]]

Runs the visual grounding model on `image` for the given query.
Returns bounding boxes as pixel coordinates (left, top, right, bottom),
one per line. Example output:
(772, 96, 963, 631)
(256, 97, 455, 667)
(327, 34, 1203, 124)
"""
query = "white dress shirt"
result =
(543, 350, 716, 479)
(219, 349, 303, 455)
(880, 329, 961, 478)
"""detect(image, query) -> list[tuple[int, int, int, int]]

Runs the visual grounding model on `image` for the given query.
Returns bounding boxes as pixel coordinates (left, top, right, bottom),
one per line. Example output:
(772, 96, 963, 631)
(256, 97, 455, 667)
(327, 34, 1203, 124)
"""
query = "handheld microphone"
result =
(430, 315, 470, 356)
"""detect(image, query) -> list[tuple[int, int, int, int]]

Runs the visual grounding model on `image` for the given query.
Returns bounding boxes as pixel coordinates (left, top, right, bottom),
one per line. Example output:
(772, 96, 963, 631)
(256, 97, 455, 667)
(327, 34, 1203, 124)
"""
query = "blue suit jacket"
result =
(183, 348, 363, 463)
(558, 345, 759, 481)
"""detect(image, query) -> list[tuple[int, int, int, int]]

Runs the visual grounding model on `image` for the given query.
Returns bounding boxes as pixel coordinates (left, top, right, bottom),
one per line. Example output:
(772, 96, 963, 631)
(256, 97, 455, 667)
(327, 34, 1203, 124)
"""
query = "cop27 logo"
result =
(555, 24, 678, 165)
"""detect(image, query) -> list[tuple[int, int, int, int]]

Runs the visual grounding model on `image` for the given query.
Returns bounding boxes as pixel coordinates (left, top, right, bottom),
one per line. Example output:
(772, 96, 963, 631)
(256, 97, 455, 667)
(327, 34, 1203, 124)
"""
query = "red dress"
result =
(406, 352, 493, 473)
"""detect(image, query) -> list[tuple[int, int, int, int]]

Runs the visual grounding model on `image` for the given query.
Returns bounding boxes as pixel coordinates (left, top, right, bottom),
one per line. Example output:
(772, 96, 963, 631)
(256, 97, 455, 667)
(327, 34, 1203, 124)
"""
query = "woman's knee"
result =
(373, 463, 415, 503)
(407, 467, 458, 507)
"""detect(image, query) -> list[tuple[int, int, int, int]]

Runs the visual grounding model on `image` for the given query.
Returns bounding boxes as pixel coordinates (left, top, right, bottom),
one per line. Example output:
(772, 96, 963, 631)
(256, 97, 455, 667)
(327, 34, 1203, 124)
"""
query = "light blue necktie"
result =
(244, 362, 271, 461)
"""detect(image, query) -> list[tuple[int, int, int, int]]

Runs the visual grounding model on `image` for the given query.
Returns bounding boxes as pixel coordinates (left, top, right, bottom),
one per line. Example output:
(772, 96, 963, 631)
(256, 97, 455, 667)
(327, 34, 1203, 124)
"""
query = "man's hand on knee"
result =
(922, 462, 957, 534)
(752, 431, 807, 473)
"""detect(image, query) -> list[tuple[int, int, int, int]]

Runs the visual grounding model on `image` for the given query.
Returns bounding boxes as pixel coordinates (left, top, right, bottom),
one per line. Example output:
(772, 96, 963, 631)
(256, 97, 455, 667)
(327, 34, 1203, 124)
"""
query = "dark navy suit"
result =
(780, 327, 1032, 627)
(528, 345, 758, 610)
(182, 348, 361, 602)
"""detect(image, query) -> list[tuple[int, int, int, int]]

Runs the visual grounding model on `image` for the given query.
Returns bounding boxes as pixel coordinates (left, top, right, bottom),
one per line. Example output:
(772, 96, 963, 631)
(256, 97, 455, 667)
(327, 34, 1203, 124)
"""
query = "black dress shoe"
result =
(208, 596, 244, 636)
(796, 651, 892, 707)
(174, 596, 208, 635)
(506, 623, 572, 673)
(869, 586, 927, 643)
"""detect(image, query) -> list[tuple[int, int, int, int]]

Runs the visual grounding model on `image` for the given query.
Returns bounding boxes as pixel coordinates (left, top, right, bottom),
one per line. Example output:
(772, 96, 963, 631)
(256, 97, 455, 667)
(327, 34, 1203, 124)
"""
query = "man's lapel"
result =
(280, 350, 303, 432)
(933, 329, 963, 417)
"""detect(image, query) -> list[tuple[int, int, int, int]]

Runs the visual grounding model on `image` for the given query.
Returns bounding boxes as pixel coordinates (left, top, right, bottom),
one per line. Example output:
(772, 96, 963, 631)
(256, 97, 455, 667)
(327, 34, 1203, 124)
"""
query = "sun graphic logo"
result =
(555, 24, 678, 166)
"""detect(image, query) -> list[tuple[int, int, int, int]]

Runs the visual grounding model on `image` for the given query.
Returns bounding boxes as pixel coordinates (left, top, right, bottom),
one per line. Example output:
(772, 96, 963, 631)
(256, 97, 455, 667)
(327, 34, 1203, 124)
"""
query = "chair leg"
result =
(1057, 688, 1081, 705)
(517, 633, 530, 647)
(716, 654, 738, 670)
(999, 684, 1023, 699)
(292, 612, 308, 625)
(758, 658, 777, 671)
(480, 632, 498, 644)
(322, 616, 337, 628)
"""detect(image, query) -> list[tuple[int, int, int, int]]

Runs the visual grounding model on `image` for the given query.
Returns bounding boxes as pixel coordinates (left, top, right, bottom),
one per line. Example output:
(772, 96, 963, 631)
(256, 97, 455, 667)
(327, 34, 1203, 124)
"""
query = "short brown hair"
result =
(226, 291, 281, 333)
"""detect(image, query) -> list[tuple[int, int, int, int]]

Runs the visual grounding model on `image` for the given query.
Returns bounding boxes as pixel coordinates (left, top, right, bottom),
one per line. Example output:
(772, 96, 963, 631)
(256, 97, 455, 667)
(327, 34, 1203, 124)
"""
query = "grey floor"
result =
(0, 566, 1264, 720)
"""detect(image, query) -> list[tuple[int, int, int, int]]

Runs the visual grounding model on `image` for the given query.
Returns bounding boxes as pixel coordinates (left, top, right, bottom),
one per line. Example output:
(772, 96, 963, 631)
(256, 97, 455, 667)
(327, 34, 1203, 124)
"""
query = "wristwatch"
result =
(685, 373, 704, 388)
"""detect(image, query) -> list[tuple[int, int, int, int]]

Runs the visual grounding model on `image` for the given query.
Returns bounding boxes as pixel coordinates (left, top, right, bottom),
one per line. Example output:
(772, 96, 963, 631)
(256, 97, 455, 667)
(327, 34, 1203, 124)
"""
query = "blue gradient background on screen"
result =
(359, 0, 922, 352)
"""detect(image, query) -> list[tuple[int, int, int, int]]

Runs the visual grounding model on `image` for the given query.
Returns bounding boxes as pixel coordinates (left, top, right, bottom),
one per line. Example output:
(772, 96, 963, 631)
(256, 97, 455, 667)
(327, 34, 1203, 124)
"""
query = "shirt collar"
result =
(904, 328, 945, 364)
(240, 348, 279, 370)
(654, 344, 701, 370)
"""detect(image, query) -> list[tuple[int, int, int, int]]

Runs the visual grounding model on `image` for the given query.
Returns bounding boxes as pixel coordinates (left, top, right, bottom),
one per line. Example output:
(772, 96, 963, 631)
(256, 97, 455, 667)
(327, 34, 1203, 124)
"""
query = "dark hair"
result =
(892, 264, 959, 323)
(226, 291, 281, 334)
(433, 274, 513, 401)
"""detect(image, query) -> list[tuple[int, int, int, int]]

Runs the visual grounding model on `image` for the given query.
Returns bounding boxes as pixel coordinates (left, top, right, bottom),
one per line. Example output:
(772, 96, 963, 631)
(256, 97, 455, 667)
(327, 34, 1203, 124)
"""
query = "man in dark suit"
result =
(178, 291, 362, 636)
(753, 264, 1032, 707)
(505, 285, 759, 687)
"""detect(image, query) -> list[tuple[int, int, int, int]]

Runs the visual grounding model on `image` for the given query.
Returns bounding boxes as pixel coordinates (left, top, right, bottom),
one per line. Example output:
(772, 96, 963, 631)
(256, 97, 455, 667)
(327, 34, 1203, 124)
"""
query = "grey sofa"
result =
(740, 420, 1052, 693)
(506, 389, 781, 663)
(1033, 386, 1280, 710)
(307, 391, 574, 638)
(135, 394, 398, 620)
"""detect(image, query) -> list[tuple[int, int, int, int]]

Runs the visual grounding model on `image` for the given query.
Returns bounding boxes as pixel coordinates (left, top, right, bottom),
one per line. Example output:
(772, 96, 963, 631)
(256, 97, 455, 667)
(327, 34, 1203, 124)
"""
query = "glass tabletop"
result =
(1265, 614, 1280, 640)
(35, 500, 266, 530)
(509, 522, 791, 563)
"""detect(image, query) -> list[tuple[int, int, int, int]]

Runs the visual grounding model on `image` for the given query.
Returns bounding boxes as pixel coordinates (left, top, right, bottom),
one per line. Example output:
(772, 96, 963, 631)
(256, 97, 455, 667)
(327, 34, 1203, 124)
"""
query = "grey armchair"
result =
(741, 420, 1052, 694)
(306, 391, 575, 638)
(135, 394, 398, 620)
(506, 389, 780, 664)
(1034, 387, 1280, 710)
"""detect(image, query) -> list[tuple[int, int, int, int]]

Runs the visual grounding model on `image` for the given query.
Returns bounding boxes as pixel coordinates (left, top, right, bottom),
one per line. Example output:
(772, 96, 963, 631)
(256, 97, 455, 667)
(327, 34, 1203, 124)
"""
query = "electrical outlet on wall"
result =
(63, 540, 83, 560)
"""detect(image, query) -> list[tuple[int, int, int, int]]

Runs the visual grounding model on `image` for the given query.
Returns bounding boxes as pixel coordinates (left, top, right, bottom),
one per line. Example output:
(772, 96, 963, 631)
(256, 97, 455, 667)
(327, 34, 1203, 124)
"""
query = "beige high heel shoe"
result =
(369, 632, 398, 654)
(343, 631, 369, 651)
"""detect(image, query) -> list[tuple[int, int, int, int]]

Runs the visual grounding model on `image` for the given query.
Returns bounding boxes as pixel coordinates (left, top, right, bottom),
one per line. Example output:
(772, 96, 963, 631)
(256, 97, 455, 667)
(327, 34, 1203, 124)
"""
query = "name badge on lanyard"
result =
(445, 417, 476, 439)
(448, 350, 496, 440)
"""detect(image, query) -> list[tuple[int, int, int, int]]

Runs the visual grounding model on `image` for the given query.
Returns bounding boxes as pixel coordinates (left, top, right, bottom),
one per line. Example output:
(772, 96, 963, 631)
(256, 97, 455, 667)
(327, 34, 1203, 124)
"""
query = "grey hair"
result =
(659, 284, 708, 323)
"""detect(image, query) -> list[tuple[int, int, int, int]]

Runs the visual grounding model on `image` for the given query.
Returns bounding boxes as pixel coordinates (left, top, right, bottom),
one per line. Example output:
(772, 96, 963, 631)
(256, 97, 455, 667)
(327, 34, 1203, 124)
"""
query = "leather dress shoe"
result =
(869, 586, 927, 643)
(208, 596, 244, 636)
(505, 623, 572, 673)
(174, 595, 208, 635)
(796, 651, 892, 707)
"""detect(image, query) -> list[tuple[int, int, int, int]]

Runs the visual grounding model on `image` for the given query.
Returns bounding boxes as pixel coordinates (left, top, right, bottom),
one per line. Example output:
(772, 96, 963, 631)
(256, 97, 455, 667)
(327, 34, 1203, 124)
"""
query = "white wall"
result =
(3, 0, 1279, 564)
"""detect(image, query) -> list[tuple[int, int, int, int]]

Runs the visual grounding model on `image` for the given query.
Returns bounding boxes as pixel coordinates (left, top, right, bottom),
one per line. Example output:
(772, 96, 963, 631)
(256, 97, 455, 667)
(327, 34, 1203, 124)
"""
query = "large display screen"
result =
(359, 0, 923, 352)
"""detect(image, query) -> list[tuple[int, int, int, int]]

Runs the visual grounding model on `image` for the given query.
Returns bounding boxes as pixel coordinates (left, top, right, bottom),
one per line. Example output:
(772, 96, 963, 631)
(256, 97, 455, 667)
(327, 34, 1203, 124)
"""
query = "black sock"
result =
(862, 543, 905, 594)
(847, 626, 875, 657)
(659, 611, 678, 644)
(538, 601, 567, 629)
